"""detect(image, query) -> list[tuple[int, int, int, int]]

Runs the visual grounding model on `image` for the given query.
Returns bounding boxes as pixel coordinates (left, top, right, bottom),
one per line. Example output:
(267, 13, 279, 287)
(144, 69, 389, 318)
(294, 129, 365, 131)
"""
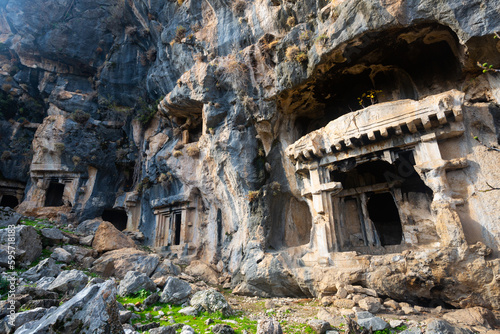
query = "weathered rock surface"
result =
(1, 307, 51, 333)
(307, 319, 332, 334)
(50, 247, 73, 264)
(0, 208, 21, 228)
(20, 258, 62, 282)
(149, 326, 176, 334)
(15, 279, 123, 334)
(160, 277, 192, 305)
(76, 219, 104, 236)
(118, 271, 156, 297)
(211, 324, 235, 334)
(151, 259, 181, 287)
(185, 261, 219, 285)
(425, 319, 475, 334)
(92, 248, 159, 279)
(47, 269, 89, 297)
(190, 290, 232, 317)
(256, 318, 283, 334)
(92, 221, 136, 253)
(40, 228, 69, 246)
(0, 225, 42, 265)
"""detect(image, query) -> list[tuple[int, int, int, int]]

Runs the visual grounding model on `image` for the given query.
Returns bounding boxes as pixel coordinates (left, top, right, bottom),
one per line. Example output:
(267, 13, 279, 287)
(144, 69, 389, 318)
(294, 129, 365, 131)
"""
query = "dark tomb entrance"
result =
(102, 209, 128, 231)
(173, 212, 182, 245)
(367, 192, 403, 246)
(0, 195, 18, 208)
(44, 182, 65, 207)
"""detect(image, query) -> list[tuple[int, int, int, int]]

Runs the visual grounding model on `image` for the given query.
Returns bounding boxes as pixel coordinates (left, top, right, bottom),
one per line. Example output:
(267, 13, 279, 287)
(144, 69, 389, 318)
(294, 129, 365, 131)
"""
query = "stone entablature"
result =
(286, 90, 464, 163)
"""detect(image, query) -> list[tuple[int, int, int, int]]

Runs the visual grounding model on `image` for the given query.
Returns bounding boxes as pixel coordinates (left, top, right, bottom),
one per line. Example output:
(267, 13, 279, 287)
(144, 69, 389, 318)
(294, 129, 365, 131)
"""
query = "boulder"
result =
(211, 324, 235, 334)
(356, 311, 389, 331)
(307, 319, 332, 334)
(143, 292, 160, 307)
(119, 310, 133, 323)
(62, 245, 96, 262)
(180, 325, 195, 334)
(92, 248, 160, 279)
(185, 260, 219, 285)
(179, 306, 199, 316)
(50, 247, 73, 263)
(160, 277, 192, 305)
(0, 207, 21, 228)
(35, 276, 56, 290)
(151, 259, 181, 287)
(443, 307, 497, 329)
(149, 327, 176, 334)
(15, 279, 123, 334)
(79, 235, 93, 246)
(92, 221, 136, 253)
(1, 307, 50, 333)
(20, 258, 62, 282)
(47, 269, 89, 296)
(0, 225, 42, 265)
(190, 289, 232, 317)
(425, 319, 475, 334)
(16, 286, 58, 300)
(358, 297, 382, 313)
(118, 271, 156, 297)
(333, 298, 355, 309)
(75, 218, 103, 236)
(256, 318, 283, 334)
(40, 228, 69, 246)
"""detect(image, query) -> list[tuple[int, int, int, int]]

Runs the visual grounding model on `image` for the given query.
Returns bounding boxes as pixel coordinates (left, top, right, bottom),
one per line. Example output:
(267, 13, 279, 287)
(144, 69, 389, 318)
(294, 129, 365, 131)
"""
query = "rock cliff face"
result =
(1, 0, 500, 308)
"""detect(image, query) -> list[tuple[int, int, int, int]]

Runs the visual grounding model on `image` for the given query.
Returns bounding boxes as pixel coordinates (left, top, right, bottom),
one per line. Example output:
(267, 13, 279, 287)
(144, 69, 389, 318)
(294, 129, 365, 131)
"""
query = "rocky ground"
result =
(0, 206, 498, 334)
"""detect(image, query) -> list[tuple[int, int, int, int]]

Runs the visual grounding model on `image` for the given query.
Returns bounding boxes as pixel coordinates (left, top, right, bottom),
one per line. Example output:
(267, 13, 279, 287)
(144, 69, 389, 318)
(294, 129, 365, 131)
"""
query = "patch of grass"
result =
(116, 295, 257, 333)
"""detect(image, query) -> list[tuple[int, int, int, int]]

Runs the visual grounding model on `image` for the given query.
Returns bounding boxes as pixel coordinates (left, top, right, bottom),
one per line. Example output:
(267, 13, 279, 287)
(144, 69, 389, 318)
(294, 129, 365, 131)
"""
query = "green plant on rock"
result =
(357, 89, 382, 107)
(70, 110, 90, 124)
(247, 190, 260, 202)
(299, 30, 313, 42)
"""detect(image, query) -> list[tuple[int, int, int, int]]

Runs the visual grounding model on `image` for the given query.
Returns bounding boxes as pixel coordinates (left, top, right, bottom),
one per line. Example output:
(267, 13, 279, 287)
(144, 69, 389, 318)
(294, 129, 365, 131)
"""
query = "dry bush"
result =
(216, 53, 249, 90)
(285, 45, 300, 61)
(232, 0, 246, 15)
(287, 16, 296, 27)
(295, 52, 308, 63)
(125, 26, 137, 36)
(173, 150, 183, 157)
(1, 84, 12, 92)
(146, 47, 157, 62)
(175, 26, 187, 43)
(186, 145, 200, 157)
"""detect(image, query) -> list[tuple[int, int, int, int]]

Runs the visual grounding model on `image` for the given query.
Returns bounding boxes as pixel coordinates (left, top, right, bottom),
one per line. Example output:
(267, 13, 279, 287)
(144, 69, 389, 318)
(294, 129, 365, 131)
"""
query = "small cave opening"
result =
(367, 192, 403, 246)
(102, 208, 128, 231)
(0, 195, 18, 208)
(176, 116, 203, 144)
(44, 182, 65, 207)
(173, 211, 182, 245)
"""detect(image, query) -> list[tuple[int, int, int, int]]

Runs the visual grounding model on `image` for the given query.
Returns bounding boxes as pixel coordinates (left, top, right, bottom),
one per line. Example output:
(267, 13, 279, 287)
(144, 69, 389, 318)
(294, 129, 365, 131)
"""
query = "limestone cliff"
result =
(1, 0, 500, 309)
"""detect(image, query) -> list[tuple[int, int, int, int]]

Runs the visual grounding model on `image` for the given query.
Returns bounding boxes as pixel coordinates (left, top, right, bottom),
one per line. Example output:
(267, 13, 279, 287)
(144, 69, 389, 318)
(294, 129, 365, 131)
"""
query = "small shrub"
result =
(146, 47, 157, 62)
(295, 52, 308, 63)
(175, 26, 187, 43)
(299, 30, 312, 42)
(173, 150, 183, 157)
(286, 45, 300, 62)
(216, 53, 249, 89)
(186, 145, 200, 157)
(247, 190, 260, 202)
(1, 84, 12, 92)
(316, 34, 328, 45)
(287, 16, 296, 27)
(70, 110, 90, 124)
(135, 177, 151, 193)
(232, 0, 246, 15)
(125, 26, 137, 36)
(54, 143, 65, 152)
(0, 277, 9, 295)
(270, 181, 281, 195)
(72, 156, 81, 166)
